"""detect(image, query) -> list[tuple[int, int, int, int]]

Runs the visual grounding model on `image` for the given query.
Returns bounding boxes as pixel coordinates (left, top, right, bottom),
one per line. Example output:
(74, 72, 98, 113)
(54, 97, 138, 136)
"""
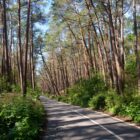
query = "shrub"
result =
(105, 91, 124, 115)
(125, 97, 140, 123)
(88, 93, 106, 110)
(65, 74, 107, 107)
(67, 87, 90, 107)
(79, 75, 107, 96)
(52, 75, 140, 124)
(0, 94, 45, 140)
(57, 95, 68, 102)
(27, 88, 41, 101)
(0, 77, 11, 93)
(11, 84, 21, 93)
(125, 55, 137, 93)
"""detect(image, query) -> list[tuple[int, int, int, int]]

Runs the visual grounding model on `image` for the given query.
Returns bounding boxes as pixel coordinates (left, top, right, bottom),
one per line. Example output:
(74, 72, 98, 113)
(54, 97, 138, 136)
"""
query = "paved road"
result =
(40, 96, 140, 140)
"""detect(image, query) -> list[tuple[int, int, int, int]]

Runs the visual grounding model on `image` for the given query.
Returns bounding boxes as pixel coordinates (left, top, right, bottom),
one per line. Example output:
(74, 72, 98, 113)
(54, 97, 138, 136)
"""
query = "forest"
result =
(42, 0, 140, 123)
(0, 0, 140, 139)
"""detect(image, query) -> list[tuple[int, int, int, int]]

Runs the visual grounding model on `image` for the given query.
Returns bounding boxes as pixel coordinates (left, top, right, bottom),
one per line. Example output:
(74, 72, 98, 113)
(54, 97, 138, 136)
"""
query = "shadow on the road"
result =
(40, 97, 140, 140)
(42, 116, 117, 140)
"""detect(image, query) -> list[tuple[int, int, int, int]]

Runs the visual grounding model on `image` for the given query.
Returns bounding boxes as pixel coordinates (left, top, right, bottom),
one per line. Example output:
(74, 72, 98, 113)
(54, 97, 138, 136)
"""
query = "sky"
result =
(35, 0, 53, 34)
(36, 0, 53, 74)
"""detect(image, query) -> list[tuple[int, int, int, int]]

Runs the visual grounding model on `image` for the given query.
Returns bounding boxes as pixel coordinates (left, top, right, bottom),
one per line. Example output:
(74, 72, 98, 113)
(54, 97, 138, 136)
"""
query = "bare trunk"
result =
(133, 0, 140, 94)
(23, 0, 31, 96)
(2, 0, 10, 81)
(18, 0, 24, 94)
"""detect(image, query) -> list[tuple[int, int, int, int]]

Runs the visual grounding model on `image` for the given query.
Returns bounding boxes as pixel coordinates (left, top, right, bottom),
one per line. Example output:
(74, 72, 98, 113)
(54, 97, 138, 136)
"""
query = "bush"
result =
(51, 74, 140, 124)
(0, 77, 11, 93)
(0, 94, 45, 140)
(57, 95, 68, 102)
(27, 88, 41, 101)
(125, 54, 137, 93)
(105, 91, 124, 115)
(125, 96, 140, 123)
(67, 87, 90, 107)
(79, 75, 107, 96)
(88, 93, 106, 110)
(11, 84, 21, 93)
(64, 74, 107, 107)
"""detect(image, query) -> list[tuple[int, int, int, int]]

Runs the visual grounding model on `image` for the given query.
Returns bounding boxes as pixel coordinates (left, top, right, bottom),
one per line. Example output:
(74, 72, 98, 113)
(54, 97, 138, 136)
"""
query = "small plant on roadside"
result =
(0, 94, 45, 140)
(88, 93, 106, 110)
(125, 96, 140, 123)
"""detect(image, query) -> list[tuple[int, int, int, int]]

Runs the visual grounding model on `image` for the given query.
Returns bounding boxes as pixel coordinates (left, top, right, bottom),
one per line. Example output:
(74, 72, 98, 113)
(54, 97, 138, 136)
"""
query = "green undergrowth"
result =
(0, 93, 45, 140)
(48, 74, 140, 124)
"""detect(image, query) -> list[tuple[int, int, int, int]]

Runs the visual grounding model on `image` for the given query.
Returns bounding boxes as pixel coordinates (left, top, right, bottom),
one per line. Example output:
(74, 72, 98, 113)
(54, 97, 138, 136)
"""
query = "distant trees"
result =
(0, 0, 46, 96)
(133, 0, 140, 93)
(40, 0, 140, 96)
(1, 0, 10, 82)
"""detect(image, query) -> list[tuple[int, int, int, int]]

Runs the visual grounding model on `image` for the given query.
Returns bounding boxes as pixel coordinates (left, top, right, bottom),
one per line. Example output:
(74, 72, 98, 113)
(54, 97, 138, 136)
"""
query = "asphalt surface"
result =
(40, 96, 140, 140)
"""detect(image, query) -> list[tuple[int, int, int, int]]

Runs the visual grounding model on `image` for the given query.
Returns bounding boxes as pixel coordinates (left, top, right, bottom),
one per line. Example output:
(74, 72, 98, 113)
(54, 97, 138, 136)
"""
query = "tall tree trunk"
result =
(133, 0, 140, 94)
(18, 0, 24, 94)
(40, 46, 60, 95)
(2, 0, 10, 81)
(102, 1, 123, 94)
(23, 0, 31, 96)
(89, 0, 114, 86)
(30, 20, 35, 90)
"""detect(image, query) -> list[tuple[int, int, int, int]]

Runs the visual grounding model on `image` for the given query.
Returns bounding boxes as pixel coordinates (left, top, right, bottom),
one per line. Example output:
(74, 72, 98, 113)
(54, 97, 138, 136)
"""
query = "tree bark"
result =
(18, 0, 24, 95)
(133, 0, 140, 94)
(23, 0, 31, 96)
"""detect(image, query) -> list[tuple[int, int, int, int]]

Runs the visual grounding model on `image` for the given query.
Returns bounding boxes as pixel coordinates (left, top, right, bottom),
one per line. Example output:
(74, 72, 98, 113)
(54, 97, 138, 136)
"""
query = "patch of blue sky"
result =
(35, 0, 52, 34)
(35, 0, 53, 74)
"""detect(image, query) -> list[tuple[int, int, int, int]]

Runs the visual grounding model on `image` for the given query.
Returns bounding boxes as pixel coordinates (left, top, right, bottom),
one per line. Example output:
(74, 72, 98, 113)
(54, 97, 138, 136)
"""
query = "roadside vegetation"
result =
(48, 73, 140, 124)
(41, 0, 140, 125)
(0, 82, 45, 140)
(0, 94, 45, 140)
(0, 0, 46, 139)
(1, 0, 140, 139)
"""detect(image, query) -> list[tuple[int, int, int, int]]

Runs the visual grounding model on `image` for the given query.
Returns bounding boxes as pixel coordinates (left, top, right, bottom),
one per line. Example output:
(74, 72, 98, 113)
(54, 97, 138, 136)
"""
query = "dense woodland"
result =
(0, 0, 46, 139)
(41, 0, 140, 123)
(0, 0, 46, 96)
(40, 0, 140, 96)
(0, 0, 140, 139)
(0, 0, 140, 96)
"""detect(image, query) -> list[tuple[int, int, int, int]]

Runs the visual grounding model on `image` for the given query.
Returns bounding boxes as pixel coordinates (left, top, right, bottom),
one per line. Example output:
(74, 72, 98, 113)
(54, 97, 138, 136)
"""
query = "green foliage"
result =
(55, 74, 106, 107)
(79, 75, 107, 96)
(50, 72, 140, 124)
(88, 93, 106, 110)
(57, 95, 68, 102)
(0, 77, 11, 93)
(125, 55, 136, 78)
(0, 77, 21, 94)
(105, 91, 124, 115)
(125, 54, 137, 93)
(11, 84, 21, 93)
(66, 74, 106, 107)
(125, 97, 140, 123)
(105, 91, 120, 114)
(67, 86, 88, 107)
(0, 94, 45, 140)
(127, 34, 135, 41)
(27, 88, 41, 101)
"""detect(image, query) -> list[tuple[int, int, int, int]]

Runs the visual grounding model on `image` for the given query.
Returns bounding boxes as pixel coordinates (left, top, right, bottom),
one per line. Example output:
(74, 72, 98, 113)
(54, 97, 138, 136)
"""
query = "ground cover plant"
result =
(0, 93, 45, 140)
